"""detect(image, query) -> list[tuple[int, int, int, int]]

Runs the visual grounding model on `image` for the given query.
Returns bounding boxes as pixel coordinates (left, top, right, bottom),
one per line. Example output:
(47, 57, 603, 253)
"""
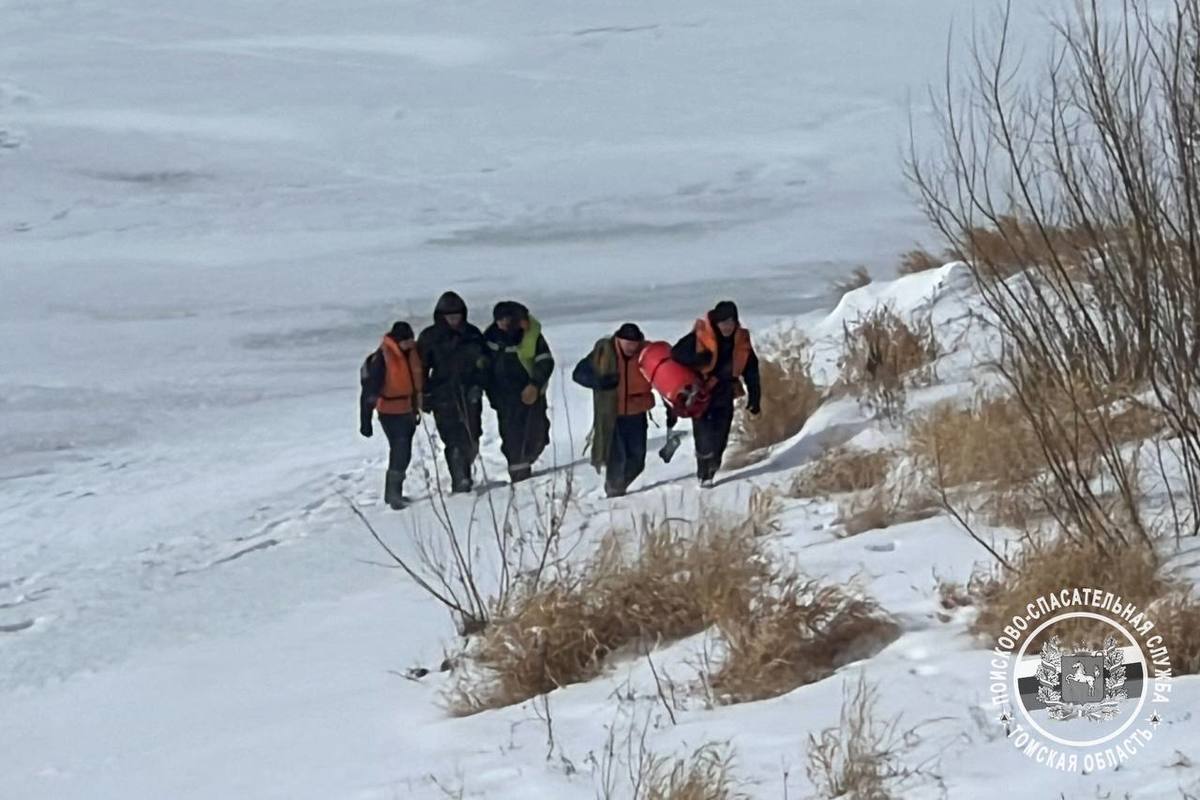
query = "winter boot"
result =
(698, 459, 716, 489)
(384, 470, 406, 510)
(509, 463, 533, 484)
(605, 480, 626, 498)
(447, 450, 473, 494)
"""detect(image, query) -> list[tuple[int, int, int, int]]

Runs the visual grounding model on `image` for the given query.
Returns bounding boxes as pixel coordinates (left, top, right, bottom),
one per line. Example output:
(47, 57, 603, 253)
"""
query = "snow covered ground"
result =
(4, 0, 1196, 798)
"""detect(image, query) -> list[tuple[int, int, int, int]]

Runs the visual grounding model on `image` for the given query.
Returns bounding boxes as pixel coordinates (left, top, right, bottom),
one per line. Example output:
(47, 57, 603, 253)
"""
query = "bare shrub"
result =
(896, 248, 944, 276)
(729, 330, 823, 465)
(450, 503, 777, 714)
(347, 417, 585, 636)
(805, 672, 915, 800)
(908, 0, 1200, 542)
(831, 265, 873, 300)
(790, 447, 894, 499)
(710, 575, 899, 704)
(837, 305, 938, 419)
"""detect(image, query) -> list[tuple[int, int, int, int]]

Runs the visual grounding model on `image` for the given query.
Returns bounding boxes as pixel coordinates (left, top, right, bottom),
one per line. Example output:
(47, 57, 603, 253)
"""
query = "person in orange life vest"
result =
(359, 321, 424, 509)
(572, 323, 668, 498)
(670, 301, 761, 488)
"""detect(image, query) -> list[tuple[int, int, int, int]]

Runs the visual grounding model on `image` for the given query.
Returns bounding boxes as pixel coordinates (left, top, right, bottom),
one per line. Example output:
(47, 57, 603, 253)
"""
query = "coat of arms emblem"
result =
(1036, 634, 1127, 721)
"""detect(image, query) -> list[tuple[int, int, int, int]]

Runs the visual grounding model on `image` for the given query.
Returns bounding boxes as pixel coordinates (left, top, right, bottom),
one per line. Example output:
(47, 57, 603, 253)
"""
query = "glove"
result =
(747, 402, 761, 416)
(520, 384, 539, 405)
(360, 421, 374, 438)
(466, 385, 483, 405)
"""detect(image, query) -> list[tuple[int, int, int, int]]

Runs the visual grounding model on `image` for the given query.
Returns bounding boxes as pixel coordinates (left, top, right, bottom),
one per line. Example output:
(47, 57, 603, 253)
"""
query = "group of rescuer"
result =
(359, 294, 759, 509)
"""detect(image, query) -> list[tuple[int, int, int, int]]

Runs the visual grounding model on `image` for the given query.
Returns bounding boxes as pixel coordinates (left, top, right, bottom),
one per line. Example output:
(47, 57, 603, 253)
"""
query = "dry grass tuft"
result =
(636, 743, 742, 800)
(1148, 589, 1200, 675)
(729, 330, 823, 465)
(806, 672, 914, 800)
(948, 532, 1200, 674)
(908, 388, 1166, 530)
(710, 575, 900, 704)
(596, 721, 747, 800)
(949, 214, 1096, 280)
(965, 534, 1164, 647)
(908, 395, 1043, 489)
(836, 484, 939, 537)
(837, 305, 938, 418)
(745, 485, 784, 538)
(831, 265, 873, 300)
(450, 506, 776, 714)
(896, 248, 945, 276)
(791, 448, 894, 499)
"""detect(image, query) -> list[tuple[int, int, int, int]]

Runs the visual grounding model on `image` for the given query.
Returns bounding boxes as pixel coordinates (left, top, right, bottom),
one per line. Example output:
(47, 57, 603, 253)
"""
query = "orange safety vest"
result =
(693, 317, 752, 398)
(616, 344, 655, 416)
(376, 337, 424, 415)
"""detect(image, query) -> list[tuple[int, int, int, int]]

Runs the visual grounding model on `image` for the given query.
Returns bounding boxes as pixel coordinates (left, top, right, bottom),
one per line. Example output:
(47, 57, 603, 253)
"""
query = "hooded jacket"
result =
(417, 292, 489, 414)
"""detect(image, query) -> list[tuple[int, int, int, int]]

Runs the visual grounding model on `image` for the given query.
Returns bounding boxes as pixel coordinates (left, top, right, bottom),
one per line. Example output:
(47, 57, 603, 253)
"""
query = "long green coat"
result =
(581, 337, 619, 472)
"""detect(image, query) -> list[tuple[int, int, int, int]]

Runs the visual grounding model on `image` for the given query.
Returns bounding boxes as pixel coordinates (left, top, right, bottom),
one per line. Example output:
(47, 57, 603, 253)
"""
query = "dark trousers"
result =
(433, 399, 482, 487)
(497, 395, 550, 472)
(693, 404, 734, 480)
(379, 413, 417, 478)
(607, 413, 648, 493)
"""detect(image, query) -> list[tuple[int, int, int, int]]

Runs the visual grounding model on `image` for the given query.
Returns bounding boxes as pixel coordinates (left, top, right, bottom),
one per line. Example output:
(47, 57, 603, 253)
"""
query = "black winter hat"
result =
(388, 321, 415, 341)
(614, 323, 644, 342)
(710, 300, 739, 324)
(434, 291, 467, 319)
(493, 300, 529, 323)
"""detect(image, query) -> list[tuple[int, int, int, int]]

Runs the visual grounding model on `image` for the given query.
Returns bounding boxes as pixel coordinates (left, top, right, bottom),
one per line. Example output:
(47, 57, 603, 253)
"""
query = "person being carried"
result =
(417, 291, 489, 494)
(670, 301, 761, 488)
(572, 323, 665, 497)
(483, 301, 554, 484)
(359, 321, 424, 509)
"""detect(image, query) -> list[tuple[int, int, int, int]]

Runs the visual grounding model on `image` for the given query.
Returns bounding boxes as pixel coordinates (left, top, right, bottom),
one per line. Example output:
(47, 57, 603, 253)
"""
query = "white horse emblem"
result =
(1065, 660, 1100, 692)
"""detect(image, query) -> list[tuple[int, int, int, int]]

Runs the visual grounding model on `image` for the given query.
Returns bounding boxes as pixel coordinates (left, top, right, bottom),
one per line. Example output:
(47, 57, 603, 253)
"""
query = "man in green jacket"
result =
(482, 301, 554, 483)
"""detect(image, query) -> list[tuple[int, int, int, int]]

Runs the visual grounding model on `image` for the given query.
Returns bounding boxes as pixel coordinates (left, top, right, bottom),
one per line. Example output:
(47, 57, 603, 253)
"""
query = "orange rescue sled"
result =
(638, 340, 710, 418)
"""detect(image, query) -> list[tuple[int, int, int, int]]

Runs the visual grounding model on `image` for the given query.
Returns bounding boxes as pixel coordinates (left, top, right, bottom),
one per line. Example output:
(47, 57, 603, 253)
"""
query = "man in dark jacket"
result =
(360, 321, 423, 509)
(671, 301, 761, 488)
(572, 323, 656, 497)
(483, 301, 554, 484)
(417, 291, 489, 494)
